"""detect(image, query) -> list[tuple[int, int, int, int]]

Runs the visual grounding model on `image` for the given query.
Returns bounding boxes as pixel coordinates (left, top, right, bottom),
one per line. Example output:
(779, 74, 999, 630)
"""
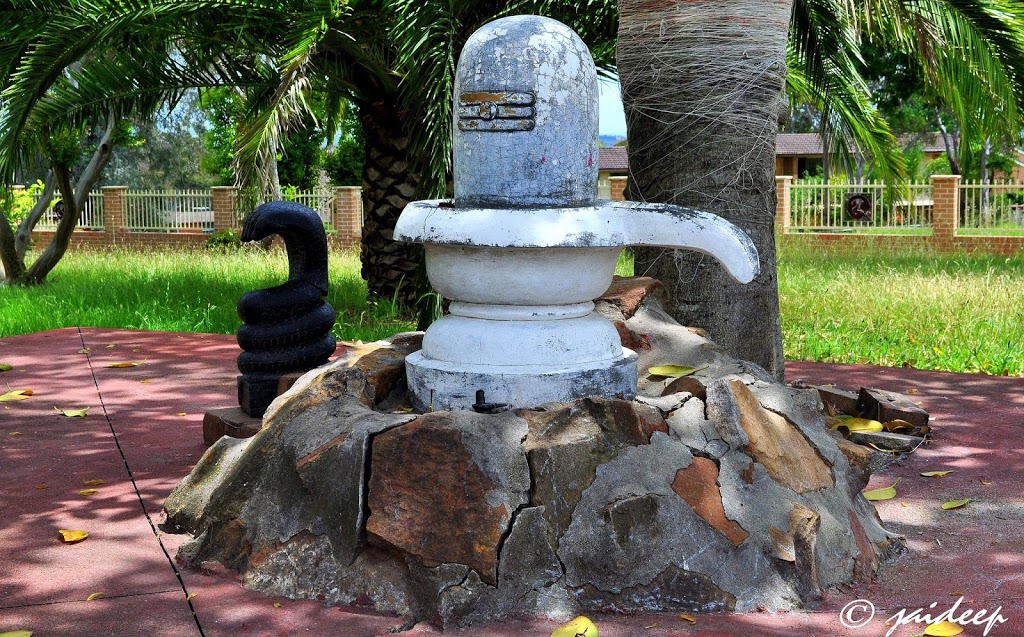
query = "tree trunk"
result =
(17, 119, 116, 285)
(358, 99, 422, 307)
(617, 0, 790, 379)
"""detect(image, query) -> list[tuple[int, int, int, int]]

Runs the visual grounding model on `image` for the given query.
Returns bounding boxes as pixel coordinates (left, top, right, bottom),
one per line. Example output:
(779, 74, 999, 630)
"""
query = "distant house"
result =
(775, 132, 951, 179)
(600, 134, 1022, 184)
(597, 147, 629, 198)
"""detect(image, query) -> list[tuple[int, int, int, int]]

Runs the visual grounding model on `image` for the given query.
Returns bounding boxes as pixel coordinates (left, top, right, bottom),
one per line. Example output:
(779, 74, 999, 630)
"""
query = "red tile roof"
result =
(598, 146, 629, 172)
(599, 133, 950, 169)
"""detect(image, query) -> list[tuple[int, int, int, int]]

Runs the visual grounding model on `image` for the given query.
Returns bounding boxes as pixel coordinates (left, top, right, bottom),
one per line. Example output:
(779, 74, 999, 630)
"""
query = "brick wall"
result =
(609, 176, 628, 201)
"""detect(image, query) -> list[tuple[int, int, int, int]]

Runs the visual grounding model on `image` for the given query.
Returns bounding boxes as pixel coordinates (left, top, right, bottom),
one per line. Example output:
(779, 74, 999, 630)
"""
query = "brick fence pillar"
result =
(930, 175, 960, 249)
(775, 175, 792, 234)
(211, 186, 237, 231)
(333, 186, 363, 244)
(609, 176, 628, 202)
(102, 186, 127, 241)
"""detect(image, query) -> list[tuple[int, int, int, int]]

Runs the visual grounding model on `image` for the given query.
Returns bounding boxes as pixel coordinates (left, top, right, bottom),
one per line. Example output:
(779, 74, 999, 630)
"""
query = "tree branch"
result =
(15, 171, 57, 259)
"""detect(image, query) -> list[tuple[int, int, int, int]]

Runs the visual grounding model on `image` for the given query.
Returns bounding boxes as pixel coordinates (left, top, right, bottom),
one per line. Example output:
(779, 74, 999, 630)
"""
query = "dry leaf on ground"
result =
(84, 479, 104, 486)
(647, 364, 705, 378)
(924, 620, 964, 636)
(941, 498, 970, 510)
(0, 631, 34, 637)
(106, 362, 140, 368)
(0, 389, 33, 402)
(86, 592, 104, 601)
(78, 348, 91, 354)
(863, 479, 900, 501)
(78, 489, 98, 496)
(55, 406, 89, 417)
(551, 615, 598, 637)
(678, 614, 696, 623)
(58, 529, 88, 543)
(921, 470, 954, 477)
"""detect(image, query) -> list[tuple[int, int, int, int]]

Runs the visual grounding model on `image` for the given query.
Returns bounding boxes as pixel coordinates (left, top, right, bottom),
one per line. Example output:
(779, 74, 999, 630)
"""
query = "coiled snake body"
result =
(236, 201, 336, 416)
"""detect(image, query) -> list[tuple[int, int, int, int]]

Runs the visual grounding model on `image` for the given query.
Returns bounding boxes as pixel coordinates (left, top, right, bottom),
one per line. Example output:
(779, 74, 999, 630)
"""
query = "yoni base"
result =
(404, 347, 638, 411)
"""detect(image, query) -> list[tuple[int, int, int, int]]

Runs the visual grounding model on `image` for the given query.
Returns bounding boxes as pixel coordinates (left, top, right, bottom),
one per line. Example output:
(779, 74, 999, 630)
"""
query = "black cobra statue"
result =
(236, 201, 337, 417)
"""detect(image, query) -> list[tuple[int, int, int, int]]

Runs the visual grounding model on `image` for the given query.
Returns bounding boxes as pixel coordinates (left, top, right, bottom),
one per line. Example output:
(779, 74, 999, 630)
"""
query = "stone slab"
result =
(203, 407, 263, 445)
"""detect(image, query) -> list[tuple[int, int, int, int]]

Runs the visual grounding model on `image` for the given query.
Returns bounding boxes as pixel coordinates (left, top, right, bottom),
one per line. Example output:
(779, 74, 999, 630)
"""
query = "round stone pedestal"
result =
(404, 347, 638, 411)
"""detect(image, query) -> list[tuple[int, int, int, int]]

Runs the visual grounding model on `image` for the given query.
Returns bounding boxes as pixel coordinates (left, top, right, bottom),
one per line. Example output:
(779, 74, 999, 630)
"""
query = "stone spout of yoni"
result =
(235, 201, 336, 417)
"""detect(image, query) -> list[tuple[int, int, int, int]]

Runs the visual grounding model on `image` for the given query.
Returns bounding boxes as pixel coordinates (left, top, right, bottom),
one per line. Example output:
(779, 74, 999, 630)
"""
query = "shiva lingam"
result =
(395, 15, 759, 411)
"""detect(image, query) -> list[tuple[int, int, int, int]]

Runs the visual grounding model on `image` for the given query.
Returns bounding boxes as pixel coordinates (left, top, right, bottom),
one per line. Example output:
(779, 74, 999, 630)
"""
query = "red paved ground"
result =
(2, 328, 1022, 636)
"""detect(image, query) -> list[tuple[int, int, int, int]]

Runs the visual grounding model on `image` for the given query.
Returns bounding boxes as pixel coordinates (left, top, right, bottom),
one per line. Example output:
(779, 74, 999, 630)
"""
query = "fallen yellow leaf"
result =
(84, 479, 104, 486)
(924, 620, 964, 636)
(106, 362, 140, 368)
(980, 479, 992, 485)
(78, 348, 91, 354)
(140, 379, 153, 384)
(678, 614, 696, 623)
(864, 442, 901, 454)
(34, 484, 48, 490)
(105, 344, 116, 349)
(132, 348, 140, 352)
(0, 389, 33, 402)
(187, 593, 197, 601)
(9, 431, 23, 436)
(551, 615, 598, 637)
(176, 412, 187, 417)
(0, 631, 34, 637)
(273, 602, 282, 608)
(55, 406, 89, 417)
(58, 529, 88, 543)
(941, 498, 970, 510)
(901, 502, 908, 507)
(832, 417, 884, 433)
(921, 470, 954, 477)
(644, 624, 657, 629)
(78, 489, 98, 496)
(647, 364, 705, 378)
(86, 592, 104, 601)
(0, 363, 12, 372)
(863, 479, 900, 501)
(907, 388, 920, 394)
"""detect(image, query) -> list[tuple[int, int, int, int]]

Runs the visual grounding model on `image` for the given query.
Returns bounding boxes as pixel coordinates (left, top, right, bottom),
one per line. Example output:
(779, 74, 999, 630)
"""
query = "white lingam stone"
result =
(395, 15, 760, 411)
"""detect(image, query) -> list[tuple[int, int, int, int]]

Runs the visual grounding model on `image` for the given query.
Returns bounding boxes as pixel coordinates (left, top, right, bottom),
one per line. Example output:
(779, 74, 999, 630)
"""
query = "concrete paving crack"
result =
(78, 327, 206, 637)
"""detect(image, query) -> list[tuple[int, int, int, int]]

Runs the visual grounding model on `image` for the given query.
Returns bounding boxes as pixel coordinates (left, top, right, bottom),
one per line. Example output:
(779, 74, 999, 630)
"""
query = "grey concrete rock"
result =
(164, 278, 903, 627)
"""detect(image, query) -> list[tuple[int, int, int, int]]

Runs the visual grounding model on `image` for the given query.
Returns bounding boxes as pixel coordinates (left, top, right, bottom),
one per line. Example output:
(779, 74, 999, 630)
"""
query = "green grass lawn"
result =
(2, 244, 1022, 376)
(778, 244, 1024, 375)
(0, 247, 415, 342)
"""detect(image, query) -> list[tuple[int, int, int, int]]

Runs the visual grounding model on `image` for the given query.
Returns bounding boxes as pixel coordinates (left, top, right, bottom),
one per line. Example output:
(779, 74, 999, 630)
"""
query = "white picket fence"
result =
(959, 180, 1024, 232)
(789, 180, 934, 233)
(31, 192, 105, 231)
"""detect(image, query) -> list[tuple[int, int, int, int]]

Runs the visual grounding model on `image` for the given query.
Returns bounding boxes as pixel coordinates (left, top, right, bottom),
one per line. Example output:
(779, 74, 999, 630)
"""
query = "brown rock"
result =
(723, 380, 834, 494)
(835, 436, 874, 494)
(612, 320, 652, 351)
(597, 276, 665, 320)
(849, 510, 879, 583)
(857, 387, 929, 428)
(276, 371, 304, 396)
(789, 503, 821, 598)
(203, 407, 262, 446)
(672, 458, 749, 546)
(366, 412, 529, 585)
(662, 375, 707, 401)
(814, 385, 860, 416)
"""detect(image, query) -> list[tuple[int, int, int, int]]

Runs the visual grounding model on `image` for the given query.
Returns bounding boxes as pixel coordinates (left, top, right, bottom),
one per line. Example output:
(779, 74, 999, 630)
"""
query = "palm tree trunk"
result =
(618, 0, 790, 379)
(359, 100, 423, 307)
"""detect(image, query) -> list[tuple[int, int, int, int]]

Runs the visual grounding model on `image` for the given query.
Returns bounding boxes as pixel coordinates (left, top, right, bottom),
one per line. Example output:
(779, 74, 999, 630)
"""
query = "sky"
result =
(598, 77, 627, 138)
